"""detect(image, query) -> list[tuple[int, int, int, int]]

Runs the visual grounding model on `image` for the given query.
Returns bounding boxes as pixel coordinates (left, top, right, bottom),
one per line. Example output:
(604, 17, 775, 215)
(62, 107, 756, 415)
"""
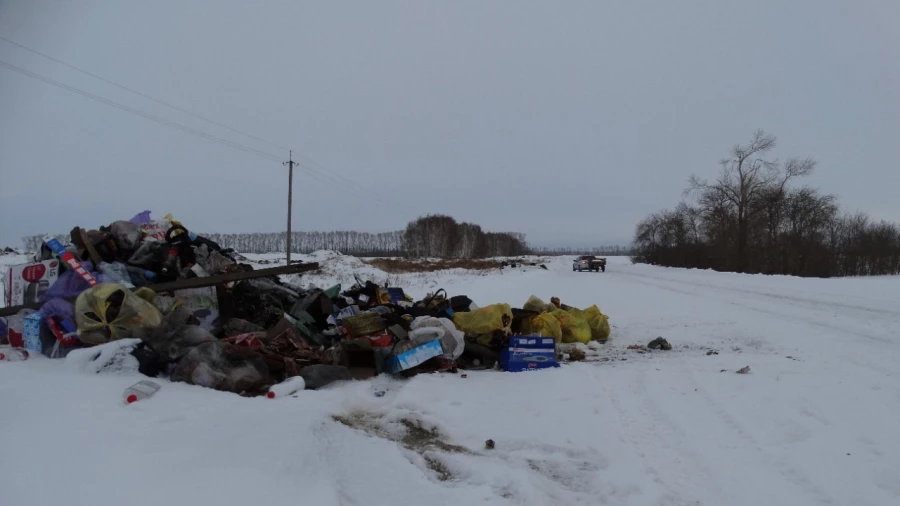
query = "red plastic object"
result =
(365, 330, 393, 347)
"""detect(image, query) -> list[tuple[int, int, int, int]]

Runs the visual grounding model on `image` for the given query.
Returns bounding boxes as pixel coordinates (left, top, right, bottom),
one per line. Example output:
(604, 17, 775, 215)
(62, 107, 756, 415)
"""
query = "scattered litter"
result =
(374, 391, 386, 397)
(485, 439, 496, 450)
(299, 364, 352, 390)
(648, 337, 672, 350)
(267, 376, 306, 398)
(0, 348, 29, 361)
(567, 348, 587, 361)
(123, 379, 161, 404)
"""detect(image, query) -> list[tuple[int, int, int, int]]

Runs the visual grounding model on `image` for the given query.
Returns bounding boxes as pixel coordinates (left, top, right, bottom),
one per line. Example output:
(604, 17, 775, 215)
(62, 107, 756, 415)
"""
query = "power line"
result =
(0, 58, 390, 204)
(0, 52, 422, 221)
(0, 35, 292, 153)
(0, 59, 284, 162)
(0, 35, 391, 199)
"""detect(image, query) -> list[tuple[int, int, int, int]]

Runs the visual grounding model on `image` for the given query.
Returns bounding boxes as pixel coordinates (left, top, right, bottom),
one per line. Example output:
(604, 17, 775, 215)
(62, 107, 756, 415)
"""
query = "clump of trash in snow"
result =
(1, 211, 613, 399)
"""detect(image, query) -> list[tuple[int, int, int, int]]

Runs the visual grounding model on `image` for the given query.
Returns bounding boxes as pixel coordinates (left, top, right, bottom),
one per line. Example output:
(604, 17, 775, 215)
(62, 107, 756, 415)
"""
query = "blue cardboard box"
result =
(500, 336, 559, 372)
(23, 313, 44, 353)
(384, 339, 443, 374)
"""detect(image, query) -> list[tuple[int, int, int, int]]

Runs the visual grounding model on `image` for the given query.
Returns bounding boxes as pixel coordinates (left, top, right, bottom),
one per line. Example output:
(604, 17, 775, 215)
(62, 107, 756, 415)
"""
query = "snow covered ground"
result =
(2, 255, 900, 505)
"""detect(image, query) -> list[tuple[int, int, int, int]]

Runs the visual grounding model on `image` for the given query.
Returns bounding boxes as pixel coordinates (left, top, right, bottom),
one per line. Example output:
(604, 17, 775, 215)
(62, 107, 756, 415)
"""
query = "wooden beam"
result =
(0, 262, 319, 317)
(75, 227, 104, 267)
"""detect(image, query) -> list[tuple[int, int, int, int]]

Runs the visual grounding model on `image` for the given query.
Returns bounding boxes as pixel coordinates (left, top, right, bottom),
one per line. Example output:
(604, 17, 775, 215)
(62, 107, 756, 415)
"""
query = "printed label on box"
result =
(5, 260, 60, 306)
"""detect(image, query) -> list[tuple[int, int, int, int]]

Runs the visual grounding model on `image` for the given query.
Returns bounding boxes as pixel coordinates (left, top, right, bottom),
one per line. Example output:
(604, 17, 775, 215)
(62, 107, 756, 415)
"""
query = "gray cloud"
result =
(2, 0, 898, 248)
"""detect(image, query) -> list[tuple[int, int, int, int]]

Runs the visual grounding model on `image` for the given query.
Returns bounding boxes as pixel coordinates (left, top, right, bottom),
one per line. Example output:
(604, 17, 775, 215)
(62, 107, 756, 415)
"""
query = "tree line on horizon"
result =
(22, 215, 627, 258)
(631, 130, 900, 277)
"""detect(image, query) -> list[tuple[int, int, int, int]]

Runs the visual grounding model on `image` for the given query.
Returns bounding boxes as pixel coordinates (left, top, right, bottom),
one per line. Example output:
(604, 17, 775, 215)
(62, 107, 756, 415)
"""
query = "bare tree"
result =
(686, 130, 815, 272)
(634, 130, 900, 278)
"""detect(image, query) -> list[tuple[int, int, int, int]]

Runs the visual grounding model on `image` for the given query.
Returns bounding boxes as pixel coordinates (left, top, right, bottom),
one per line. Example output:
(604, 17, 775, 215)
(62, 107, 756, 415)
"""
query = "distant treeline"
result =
(21, 216, 623, 259)
(204, 231, 406, 257)
(632, 130, 900, 277)
(531, 246, 632, 257)
(402, 214, 528, 258)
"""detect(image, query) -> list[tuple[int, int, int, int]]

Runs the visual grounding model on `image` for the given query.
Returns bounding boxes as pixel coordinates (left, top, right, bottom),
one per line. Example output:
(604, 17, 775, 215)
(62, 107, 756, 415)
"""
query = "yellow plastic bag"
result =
(570, 305, 611, 341)
(75, 283, 163, 344)
(452, 303, 512, 336)
(523, 295, 556, 314)
(551, 309, 592, 344)
(522, 312, 562, 341)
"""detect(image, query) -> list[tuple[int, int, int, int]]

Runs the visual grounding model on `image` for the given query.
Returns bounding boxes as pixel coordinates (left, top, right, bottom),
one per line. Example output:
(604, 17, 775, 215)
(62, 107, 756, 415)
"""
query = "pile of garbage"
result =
(2, 211, 611, 396)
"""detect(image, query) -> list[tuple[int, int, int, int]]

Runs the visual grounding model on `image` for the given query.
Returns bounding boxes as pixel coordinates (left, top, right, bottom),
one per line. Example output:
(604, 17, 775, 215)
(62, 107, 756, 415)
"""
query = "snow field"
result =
(2, 254, 899, 505)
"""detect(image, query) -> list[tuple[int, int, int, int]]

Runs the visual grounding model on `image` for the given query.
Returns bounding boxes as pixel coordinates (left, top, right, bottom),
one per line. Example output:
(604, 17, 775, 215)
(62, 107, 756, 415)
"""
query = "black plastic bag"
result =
(171, 341, 270, 394)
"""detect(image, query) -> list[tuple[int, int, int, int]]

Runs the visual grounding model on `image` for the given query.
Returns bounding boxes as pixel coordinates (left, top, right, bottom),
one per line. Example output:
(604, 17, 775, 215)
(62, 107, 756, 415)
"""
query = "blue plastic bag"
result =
(39, 298, 75, 320)
(129, 210, 152, 225)
(41, 261, 111, 301)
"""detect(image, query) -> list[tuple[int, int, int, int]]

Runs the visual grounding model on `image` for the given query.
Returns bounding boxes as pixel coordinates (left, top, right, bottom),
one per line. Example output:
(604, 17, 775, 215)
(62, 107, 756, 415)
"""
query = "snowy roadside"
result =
(2, 256, 900, 505)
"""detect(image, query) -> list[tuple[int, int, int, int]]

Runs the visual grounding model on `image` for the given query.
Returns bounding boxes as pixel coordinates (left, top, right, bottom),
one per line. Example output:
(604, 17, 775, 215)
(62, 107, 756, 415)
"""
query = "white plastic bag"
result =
(410, 316, 465, 359)
(142, 218, 171, 242)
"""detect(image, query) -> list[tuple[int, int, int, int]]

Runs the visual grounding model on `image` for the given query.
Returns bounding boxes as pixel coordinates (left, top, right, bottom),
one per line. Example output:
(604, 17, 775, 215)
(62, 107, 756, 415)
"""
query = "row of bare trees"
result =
(203, 231, 406, 256)
(632, 130, 900, 277)
(23, 218, 609, 260)
(531, 246, 633, 257)
(203, 217, 529, 258)
(403, 215, 528, 258)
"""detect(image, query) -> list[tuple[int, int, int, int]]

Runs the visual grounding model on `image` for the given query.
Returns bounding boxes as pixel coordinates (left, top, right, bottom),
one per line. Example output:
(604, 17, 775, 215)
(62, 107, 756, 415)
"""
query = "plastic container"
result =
(0, 348, 29, 361)
(267, 376, 306, 398)
(123, 380, 161, 404)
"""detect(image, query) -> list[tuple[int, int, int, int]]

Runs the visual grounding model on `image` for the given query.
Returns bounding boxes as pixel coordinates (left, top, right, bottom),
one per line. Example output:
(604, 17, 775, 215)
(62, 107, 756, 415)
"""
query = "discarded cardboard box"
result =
(23, 312, 43, 353)
(384, 339, 443, 374)
(341, 338, 386, 377)
(5, 260, 60, 306)
(500, 336, 559, 372)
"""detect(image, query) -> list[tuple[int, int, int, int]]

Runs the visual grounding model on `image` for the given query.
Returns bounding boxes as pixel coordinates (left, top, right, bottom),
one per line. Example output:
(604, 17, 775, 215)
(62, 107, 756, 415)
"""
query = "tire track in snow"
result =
(585, 366, 720, 505)
(620, 269, 900, 318)
(612, 269, 896, 345)
(610, 269, 900, 380)
(682, 368, 839, 506)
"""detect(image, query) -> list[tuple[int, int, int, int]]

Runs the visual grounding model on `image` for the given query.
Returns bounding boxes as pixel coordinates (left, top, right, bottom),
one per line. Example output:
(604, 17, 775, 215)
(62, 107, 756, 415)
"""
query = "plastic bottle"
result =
(267, 376, 306, 398)
(0, 348, 29, 361)
(123, 380, 161, 404)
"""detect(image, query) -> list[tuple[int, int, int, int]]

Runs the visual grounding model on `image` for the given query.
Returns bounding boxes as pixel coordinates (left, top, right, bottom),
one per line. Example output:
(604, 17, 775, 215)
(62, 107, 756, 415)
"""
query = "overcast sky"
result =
(1, 0, 898, 248)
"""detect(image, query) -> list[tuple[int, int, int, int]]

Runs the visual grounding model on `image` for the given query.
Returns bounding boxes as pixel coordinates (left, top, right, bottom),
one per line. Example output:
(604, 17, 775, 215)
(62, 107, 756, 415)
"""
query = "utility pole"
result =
(284, 150, 298, 264)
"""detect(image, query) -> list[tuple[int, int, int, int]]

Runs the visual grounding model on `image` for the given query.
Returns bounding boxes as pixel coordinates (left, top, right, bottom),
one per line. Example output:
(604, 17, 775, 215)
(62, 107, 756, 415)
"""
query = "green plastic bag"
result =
(75, 283, 163, 344)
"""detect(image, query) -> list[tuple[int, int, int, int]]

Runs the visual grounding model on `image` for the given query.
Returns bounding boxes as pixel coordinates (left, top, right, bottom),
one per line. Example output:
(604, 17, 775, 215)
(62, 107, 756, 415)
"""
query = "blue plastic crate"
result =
(500, 336, 559, 372)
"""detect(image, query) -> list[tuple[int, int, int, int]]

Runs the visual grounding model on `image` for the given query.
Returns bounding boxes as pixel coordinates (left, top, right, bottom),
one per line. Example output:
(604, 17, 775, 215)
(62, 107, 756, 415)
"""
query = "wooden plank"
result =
(148, 262, 318, 293)
(75, 227, 104, 267)
(0, 262, 319, 317)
